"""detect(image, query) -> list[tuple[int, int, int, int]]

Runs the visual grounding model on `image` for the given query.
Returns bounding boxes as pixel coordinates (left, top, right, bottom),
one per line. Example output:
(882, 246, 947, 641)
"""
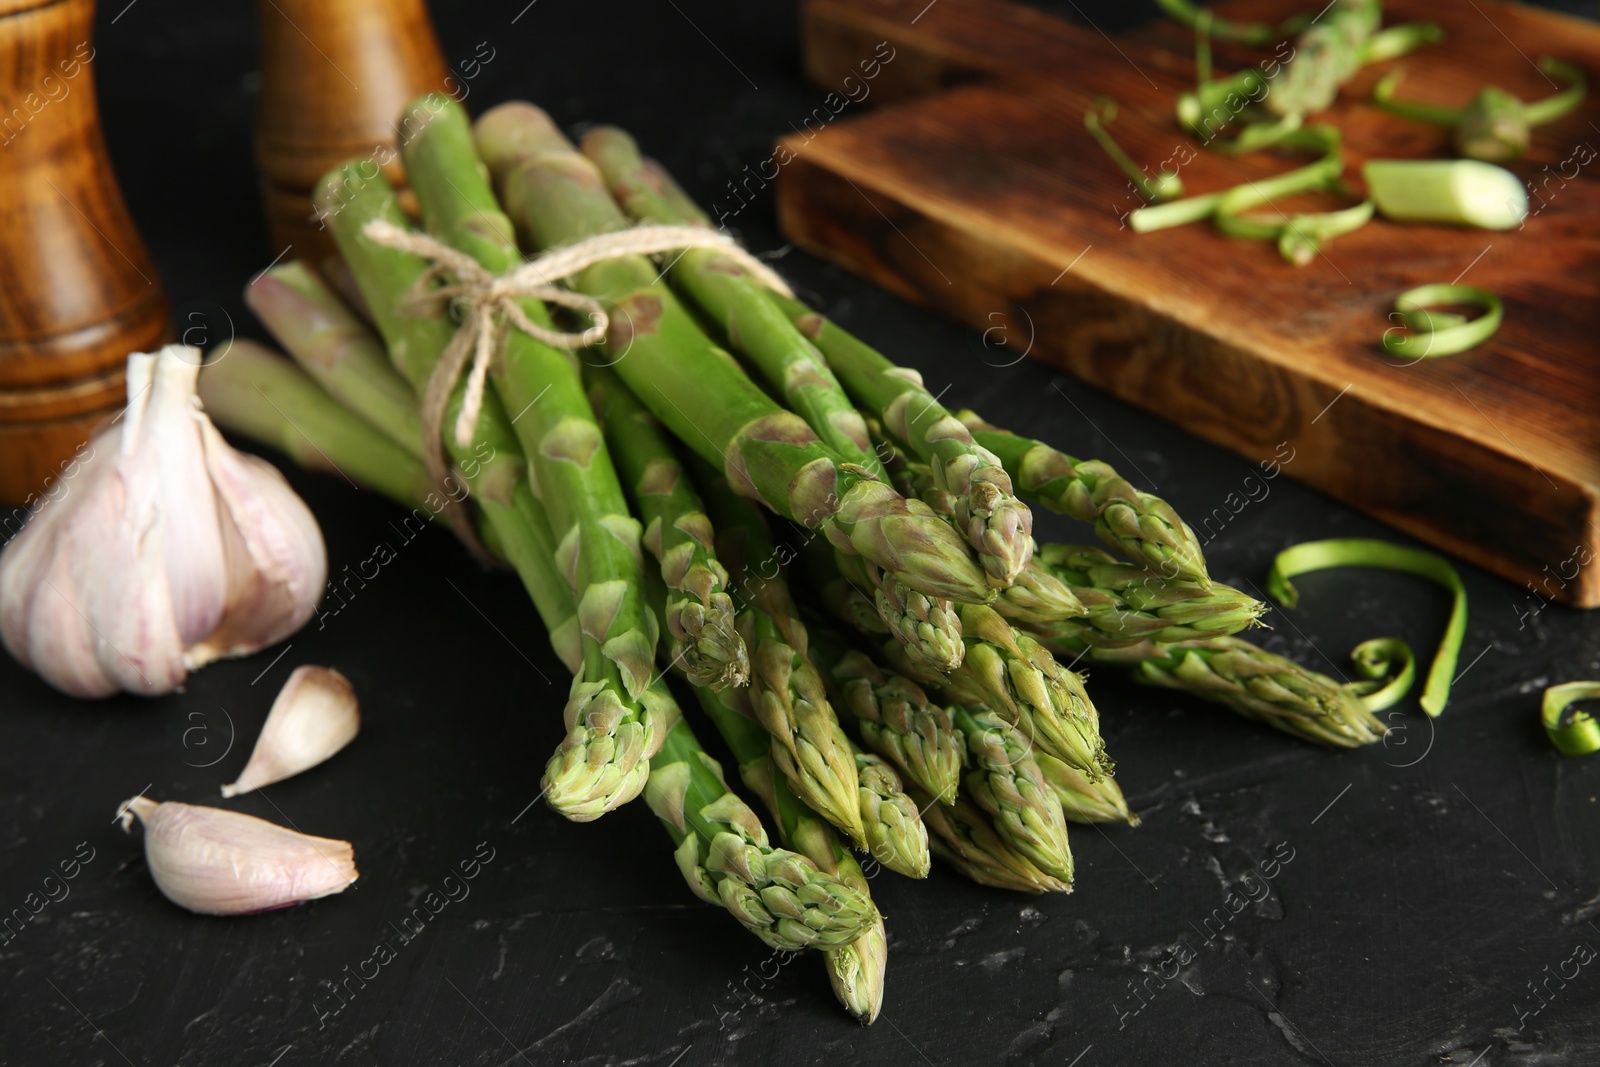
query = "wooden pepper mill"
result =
(0, 0, 169, 509)
(254, 0, 450, 260)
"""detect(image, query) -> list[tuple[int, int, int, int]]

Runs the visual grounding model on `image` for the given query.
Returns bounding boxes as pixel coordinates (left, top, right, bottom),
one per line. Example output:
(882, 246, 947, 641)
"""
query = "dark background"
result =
(4, 1, 1599, 1065)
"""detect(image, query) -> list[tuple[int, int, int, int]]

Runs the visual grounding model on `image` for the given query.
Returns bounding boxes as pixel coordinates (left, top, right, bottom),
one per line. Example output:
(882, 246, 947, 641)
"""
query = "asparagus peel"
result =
(314, 160, 665, 819)
(586, 362, 747, 689)
(957, 411, 1210, 588)
(764, 290, 1034, 589)
(582, 126, 886, 480)
(471, 102, 992, 607)
(952, 704, 1075, 884)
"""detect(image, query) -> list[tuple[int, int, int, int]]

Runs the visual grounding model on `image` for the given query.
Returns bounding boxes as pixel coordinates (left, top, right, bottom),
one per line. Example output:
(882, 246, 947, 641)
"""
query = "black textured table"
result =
(4, 3, 1599, 1065)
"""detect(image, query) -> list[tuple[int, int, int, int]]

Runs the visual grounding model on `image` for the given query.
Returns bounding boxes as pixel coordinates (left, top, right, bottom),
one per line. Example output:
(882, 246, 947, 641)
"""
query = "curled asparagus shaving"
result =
(1266, 538, 1466, 717)
(958, 411, 1209, 588)
(1373, 57, 1586, 163)
(853, 745, 932, 879)
(1154, 0, 1307, 47)
(810, 634, 965, 804)
(1543, 682, 1600, 757)
(586, 364, 748, 689)
(952, 704, 1075, 883)
(1380, 284, 1503, 359)
(1086, 97, 1183, 202)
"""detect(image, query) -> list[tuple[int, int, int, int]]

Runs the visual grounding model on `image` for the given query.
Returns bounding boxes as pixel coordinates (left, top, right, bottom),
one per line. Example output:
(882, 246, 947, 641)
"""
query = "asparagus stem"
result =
(764, 290, 1034, 589)
(582, 126, 888, 479)
(1362, 160, 1528, 230)
(586, 362, 748, 689)
(1032, 544, 1264, 647)
(198, 341, 433, 506)
(891, 603, 1114, 783)
(918, 790, 1072, 894)
(646, 709, 879, 951)
(852, 743, 933, 879)
(1064, 635, 1388, 747)
(951, 704, 1075, 884)
(892, 459, 1084, 628)
(473, 102, 992, 606)
(402, 95, 681, 819)
(808, 630, 966, 804)
(683, 676, 887, 1018)
(832, 545, 965, 675)
(956, 410, 1210, 588)
(313, 161, 666, 819)
(244, 262, 425, 457)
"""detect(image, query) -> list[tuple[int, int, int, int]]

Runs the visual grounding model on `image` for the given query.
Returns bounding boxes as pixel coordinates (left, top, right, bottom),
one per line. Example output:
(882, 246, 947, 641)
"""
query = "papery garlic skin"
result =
(0, 345, 327, 698)
(222, 665, 360, 797)
(118, 795, 358, 915)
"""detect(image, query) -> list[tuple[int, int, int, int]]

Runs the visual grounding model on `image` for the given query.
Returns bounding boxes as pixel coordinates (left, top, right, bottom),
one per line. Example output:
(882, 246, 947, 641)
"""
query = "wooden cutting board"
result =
(777, 0, 1600, 606)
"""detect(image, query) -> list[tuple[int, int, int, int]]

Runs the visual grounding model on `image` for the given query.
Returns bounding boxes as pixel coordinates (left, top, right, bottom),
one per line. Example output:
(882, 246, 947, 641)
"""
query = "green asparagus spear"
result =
(581, 125, 887, 479)
(1036, 751, 1138, 826)
(956, 411, 1210, 587)
(852, 743, 933, 879)
(472, 102, 992, 607)
(808, 630, 966, 804)
(1062, 635, 1387, 747)
(762, 290, 1034, 589)
(951, 704, 1075, 884)
(244, 261, 425, 457)
(585, 361, 748, 690)
(685, 679, 887, 1019)
(833, 546, 965, 675)
(1032, 544, 1264, 647)
(918, 790, 1072, 894)
(314, 161, 668, 819)
(198, 340, 433, 508)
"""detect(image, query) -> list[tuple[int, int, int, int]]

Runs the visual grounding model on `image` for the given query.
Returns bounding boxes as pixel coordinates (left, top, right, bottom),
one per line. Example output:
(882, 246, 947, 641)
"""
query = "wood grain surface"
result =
(0, 0, 168, 506)
(780, 0, 1600, 606)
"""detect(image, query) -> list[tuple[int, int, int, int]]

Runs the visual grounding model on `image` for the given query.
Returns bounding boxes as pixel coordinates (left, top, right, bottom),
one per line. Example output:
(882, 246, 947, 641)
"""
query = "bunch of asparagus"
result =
(201, 93, 1385, 1022)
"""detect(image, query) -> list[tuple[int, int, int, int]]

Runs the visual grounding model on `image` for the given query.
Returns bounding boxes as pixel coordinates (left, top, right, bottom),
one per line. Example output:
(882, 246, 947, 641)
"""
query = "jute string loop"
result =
(359, 218, 794, 558)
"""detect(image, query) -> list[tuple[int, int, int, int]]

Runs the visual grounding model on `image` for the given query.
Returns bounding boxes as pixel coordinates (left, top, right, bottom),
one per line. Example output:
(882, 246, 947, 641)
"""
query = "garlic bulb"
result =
(0, 346, 327, 698)
(222, 666, 360, 797)
(117, 795, 358, 915)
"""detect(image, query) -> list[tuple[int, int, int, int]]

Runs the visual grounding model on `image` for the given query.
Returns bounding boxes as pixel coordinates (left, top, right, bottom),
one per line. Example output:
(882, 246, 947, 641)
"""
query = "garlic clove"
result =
(142, 347, 229, 649)
(0, 424, 117, 673)
(186, 419, 327, 669)
(117, 795, 358, 915)
(221, 665, 359, 797)
(81, 430, 187, 696)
